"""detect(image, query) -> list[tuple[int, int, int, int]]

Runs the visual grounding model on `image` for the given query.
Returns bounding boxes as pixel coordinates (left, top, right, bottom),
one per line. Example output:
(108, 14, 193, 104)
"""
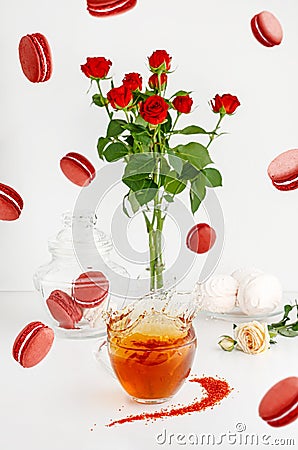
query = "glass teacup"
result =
(104, 291, 197, 404)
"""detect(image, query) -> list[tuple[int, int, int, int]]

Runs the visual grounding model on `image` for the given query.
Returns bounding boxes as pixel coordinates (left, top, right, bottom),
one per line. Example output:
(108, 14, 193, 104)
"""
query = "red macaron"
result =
(186, 223, 216, 254)
(12, 321, 54, 368)
(60, 152, 96, 187)
(73, 271, 109, 308)
(86, 0, 137, 17)
(0, 183, 24, 221)
(46, 290, 83, 329)
(251, 11, 283, 47)
(267, 149, 298, 191)
(259, 377, 298, 427)
(19, 33, 53, 83)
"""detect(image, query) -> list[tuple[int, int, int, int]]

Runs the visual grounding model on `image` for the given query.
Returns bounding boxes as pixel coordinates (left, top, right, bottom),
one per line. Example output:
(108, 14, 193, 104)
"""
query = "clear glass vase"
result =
(33, 210, 129, 339)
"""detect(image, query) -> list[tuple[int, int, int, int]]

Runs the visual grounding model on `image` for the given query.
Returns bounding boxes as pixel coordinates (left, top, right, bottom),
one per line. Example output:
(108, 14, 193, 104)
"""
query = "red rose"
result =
(122, 72, 142, 91)
(148, 50, 171, 72)
(140, 95, 169, 125)
(211, 94, 240, 115)
(148, 73, 168, 90)
(172, 95, 193, 114)
(81, 57, 112, 79)
(107, 85, 133, 109)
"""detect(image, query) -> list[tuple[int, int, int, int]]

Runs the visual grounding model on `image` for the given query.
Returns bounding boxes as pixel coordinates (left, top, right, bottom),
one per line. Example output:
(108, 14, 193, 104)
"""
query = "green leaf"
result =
(122, 176, 158, 206)
(92, 94, 108, 107)
(164, 194, 174, 203)
(104, 142, 129, 162)
(106, 119, 127, 138)
(190, 174, 206, 214)
(97, 137, 110, 160)
(128, 191, 140, 214)
(278, 328, 298, 337)
(175, 125, 208, 135)
(172, 90, 191, 97)
(124, 153, 156, 179)
(174, 142, 213, 171)
(202, 168, 222, 187)
(135, 115, 148, 127)
(161, 113, 172, 133)
(132, 132, 151, 146)
(122, 123, 148, 134)
(180, 162, 200, 180)
(168, 152, 183, 175)
(164, 171, 186, 195)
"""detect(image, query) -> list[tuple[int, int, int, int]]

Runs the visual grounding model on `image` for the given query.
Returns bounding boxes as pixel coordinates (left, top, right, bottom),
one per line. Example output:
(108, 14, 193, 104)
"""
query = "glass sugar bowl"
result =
(34, 211, 130, 339)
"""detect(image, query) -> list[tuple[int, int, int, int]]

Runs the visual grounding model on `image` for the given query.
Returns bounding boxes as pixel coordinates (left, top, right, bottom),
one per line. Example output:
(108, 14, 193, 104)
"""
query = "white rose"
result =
(234, 321, 270, 355)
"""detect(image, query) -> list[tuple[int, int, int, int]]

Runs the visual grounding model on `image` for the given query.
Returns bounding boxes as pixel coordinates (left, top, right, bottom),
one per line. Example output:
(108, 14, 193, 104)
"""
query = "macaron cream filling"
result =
(267, 400, 298, 424)
(0, 190, 22, 213)
(253, 18, 273, 46)
(88, 0, 129, 13)
(17, 323, 44, 363)
(31, 35, 49, 82)
(65, 155, 95, 180)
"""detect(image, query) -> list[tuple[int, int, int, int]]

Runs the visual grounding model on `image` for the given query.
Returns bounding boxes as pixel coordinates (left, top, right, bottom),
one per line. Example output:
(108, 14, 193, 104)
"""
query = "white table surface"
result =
(0, 291, 297, 450)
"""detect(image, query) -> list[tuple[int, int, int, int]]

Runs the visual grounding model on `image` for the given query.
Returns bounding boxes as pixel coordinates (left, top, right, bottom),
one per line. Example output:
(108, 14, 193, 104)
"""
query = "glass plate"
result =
(199, 291, 297, 322)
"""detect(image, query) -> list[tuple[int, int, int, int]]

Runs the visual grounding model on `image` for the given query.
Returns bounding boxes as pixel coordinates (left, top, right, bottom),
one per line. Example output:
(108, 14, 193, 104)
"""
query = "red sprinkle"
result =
(107, 376, 232, 427)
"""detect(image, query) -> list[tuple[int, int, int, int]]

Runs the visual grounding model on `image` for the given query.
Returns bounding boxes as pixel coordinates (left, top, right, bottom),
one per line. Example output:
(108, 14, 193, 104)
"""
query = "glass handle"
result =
(93, 339, 117, 380)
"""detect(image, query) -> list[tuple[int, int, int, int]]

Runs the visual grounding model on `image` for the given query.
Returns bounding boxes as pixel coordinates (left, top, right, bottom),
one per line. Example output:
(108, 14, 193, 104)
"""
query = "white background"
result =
(1, 0, 298, 291)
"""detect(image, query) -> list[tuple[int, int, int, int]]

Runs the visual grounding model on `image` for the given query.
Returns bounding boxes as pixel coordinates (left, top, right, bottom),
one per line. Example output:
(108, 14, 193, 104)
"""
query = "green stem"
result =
(96, 79, 112, 120)
(207, 114, 224, 149)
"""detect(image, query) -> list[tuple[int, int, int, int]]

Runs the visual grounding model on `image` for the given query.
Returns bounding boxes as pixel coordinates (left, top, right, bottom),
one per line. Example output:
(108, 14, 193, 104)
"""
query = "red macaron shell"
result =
(268, 149, 298, 191)
(259, 377, 298, 427)
(60, 152, 96, 187)
(251, 11, 283, 47)
(87, 0, 137, 17)
(19, 33, 52, 83)
(186, 223, 216, 254)
(46, 290, 83, 329)
(0, 183, 24, 221)
(73, 271, 109, 308)
(13, 321, 54, 368)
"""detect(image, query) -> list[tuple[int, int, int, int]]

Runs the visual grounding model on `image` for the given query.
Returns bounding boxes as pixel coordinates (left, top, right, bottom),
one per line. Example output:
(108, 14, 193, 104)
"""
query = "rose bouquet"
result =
(81, 50, 240, 292)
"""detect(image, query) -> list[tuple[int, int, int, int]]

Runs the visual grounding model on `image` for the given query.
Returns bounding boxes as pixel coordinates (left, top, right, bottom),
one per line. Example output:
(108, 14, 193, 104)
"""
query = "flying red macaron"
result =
(186, 223, 216, 254)
(19, 33, 53, 83)
(0, 183, 24, 221)
(259, 377, 298, 427)
(73, 271, 109, 309)
(267, 149, 298, 191)
(12, 321, 54, 368)
(86, 0, 137, 17)
(251, 11, 283, 47)
(46, 290, 83, 329)
(60, 152, 96, 187)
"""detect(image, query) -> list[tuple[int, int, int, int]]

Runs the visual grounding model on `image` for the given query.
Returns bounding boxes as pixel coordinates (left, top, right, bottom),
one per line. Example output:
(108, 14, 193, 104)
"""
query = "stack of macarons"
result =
(46, 271, 109, 329)
(195, 268, 282, 316)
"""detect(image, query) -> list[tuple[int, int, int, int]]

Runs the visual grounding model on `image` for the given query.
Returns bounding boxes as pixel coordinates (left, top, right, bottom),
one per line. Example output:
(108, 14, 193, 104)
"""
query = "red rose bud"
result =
(123, 72, 142, 91)
(186, 223, 216, 254)
(148, 73, 167, 90)
(211, 94, 240, 115)
(140, 95, 169, 125)
(148, 50, 172, 72)
(81, 57, 112, 79)
(173, 94, 193, 114)
(107, 85, 133, 109)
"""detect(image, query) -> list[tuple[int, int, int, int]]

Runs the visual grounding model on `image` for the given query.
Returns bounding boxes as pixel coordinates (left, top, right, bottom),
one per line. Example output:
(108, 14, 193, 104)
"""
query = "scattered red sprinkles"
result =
(107, 376, 232, 427)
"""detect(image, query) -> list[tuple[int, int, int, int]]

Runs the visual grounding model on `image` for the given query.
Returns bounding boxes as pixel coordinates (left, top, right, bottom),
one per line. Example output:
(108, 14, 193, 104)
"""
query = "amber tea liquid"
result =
(108, 315, 197, 402)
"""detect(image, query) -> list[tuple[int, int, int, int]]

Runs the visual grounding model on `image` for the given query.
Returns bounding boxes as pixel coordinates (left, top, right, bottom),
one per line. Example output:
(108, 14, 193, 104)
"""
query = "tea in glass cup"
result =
(106, 292, 197, 403)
